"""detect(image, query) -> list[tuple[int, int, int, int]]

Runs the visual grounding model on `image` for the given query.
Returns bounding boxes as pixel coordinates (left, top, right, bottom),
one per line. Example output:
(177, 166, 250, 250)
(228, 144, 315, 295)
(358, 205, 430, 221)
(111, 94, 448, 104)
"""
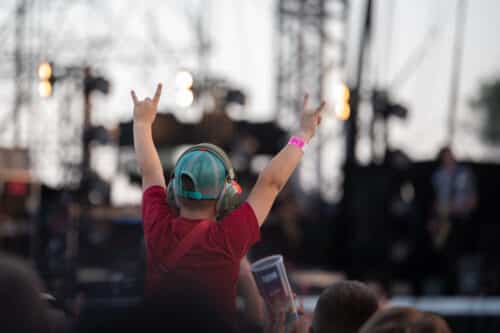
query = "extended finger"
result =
(131, 90, 138, 105)
(315, 100, 326, 113)
(153, 83, 162, 105)
(303, 93, 309, 109)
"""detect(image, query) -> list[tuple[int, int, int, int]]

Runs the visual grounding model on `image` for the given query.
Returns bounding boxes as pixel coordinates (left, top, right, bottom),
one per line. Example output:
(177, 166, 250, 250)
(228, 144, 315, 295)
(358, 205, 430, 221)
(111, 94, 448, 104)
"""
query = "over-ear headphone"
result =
(166, 143, 242, 220)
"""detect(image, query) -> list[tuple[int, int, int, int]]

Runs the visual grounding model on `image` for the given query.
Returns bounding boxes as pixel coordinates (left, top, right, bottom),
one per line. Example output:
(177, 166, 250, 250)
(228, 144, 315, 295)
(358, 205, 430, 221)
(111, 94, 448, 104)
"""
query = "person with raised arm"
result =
(132, 83, 325, 320)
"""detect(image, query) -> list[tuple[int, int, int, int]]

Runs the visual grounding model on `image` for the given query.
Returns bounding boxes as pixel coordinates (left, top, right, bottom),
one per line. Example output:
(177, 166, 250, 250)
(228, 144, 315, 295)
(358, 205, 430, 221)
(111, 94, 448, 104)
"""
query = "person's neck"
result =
(180, 208, 216, 221)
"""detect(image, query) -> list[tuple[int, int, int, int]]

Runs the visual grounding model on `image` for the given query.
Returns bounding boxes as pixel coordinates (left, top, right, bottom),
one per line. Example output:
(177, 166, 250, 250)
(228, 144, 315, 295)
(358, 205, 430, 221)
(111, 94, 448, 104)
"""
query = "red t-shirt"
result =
(141, 185, 260, 315)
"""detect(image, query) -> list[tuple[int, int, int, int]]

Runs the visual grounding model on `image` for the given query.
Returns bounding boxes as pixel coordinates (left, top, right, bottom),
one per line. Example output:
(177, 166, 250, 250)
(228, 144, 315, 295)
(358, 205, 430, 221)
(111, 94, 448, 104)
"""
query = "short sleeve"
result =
(218, 202, 260, 260)
(142, 185, 174, 234)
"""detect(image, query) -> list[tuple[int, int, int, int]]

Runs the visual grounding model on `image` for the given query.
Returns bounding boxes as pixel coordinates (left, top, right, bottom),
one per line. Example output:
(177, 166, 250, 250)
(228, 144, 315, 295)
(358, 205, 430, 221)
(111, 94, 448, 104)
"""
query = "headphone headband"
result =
(167, 143, 241, 220)
(176, 143, 236, 180)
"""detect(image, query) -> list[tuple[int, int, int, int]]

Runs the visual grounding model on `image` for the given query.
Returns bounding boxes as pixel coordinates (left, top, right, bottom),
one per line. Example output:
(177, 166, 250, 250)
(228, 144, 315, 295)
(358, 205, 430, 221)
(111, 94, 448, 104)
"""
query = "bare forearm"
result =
(248, 136, 307, 224)
(247, 96, 324, 225)
(259, 139, 304, 192)
(133, 122, 165, 189)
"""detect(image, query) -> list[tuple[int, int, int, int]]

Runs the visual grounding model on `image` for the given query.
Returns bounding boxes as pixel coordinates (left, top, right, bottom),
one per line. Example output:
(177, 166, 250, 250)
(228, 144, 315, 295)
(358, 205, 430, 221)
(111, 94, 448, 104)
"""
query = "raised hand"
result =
(299, 94, 326, 142)
(131, 83, 162, 126)
(132, 83, 166, 189)
(264, 306, 286, 333)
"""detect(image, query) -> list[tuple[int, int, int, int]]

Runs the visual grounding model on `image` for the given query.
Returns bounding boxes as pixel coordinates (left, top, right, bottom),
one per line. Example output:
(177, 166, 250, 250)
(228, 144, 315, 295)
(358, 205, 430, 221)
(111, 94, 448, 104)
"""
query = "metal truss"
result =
(275, 0, 349, 200)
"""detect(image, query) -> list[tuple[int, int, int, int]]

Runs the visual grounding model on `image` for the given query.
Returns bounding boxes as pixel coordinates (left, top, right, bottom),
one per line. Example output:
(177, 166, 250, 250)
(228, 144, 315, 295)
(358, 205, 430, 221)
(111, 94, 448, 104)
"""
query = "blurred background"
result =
(1, 0, 500, 331)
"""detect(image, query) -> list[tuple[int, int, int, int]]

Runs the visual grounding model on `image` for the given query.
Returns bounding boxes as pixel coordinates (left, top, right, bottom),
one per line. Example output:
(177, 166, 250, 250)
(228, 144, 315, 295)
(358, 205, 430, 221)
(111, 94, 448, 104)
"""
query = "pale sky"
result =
(1, 0, 500, 199)
(372, 0, 500, 161)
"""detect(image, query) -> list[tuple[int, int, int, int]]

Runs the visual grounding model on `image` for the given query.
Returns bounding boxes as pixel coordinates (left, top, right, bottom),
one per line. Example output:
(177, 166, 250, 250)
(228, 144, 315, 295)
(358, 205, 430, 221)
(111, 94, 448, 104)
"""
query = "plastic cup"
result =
(251, 255, 298, 329)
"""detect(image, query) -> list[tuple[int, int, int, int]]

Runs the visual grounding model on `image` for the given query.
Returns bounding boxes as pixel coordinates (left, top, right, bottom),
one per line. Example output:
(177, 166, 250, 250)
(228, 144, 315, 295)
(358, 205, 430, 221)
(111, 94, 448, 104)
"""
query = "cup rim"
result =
(250, 254, 283, 272)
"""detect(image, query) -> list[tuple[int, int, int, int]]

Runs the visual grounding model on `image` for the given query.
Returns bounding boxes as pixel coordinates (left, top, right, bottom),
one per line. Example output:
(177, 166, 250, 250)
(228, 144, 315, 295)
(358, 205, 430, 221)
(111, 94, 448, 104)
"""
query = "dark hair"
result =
(312, 280, 379, 333)
(436, 146, 453, 164)
(181, 174, 196, 192)
(0, 253, 51, 333)
(359, 306, 452, 333)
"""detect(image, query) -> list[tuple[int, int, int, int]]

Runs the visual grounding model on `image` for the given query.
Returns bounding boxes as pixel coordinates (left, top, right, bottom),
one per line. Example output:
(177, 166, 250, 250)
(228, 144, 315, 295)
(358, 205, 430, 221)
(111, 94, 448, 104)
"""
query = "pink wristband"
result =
(288, 135, 305, 150)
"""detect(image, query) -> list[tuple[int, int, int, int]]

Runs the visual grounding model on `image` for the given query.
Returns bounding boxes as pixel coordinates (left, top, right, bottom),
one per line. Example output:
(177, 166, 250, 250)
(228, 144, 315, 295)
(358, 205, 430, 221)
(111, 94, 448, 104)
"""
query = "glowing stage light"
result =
(38, 81, 52, 97)
(176, 89, 194, 108)
(332, 82, 349, 102)
(38, 62, 52, 80)
(175, 70, 194, 90)
(335, 102, 350, 121)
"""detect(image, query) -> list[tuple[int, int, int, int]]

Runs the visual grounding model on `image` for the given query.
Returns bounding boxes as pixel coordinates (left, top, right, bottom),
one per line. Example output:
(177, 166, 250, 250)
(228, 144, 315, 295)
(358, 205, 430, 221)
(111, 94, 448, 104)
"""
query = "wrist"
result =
(297, 131, 312, 143)
(288, 135, 306, 150)
(239, 262, 252, 277)
(134, 120, 153, 129)
(239, 269, 253, 280)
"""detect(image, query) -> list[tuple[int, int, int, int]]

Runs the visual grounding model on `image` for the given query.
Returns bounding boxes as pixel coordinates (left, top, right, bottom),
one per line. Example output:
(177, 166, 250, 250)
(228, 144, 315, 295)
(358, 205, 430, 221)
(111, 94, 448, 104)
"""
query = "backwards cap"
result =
(173, 149, 226, 200)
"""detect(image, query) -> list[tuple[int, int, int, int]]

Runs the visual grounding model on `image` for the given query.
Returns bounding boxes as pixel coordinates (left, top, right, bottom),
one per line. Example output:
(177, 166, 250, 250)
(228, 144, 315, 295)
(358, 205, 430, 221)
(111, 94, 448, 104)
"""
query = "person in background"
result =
(0, 253, 72, 333)
(132, 83, 325, 321)
(430, 146, 477, 251)
(429, 146, 477, 293)
(265, 280, 379, 333)
(310, 280, 379, 333)
(359, 306, 452, 333)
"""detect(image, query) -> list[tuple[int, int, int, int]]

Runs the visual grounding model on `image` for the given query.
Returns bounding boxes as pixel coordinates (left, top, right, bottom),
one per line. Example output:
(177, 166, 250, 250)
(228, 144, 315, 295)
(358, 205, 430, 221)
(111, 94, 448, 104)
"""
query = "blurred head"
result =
(174, 149, 227, 200)
(437, 146, 456, 169)
(173, 147, 228, 219)
(0, 253, 50, 333)
(171, 144, 243, 220)
(311, 280, 379, 333)
(359, 306, 452, 333)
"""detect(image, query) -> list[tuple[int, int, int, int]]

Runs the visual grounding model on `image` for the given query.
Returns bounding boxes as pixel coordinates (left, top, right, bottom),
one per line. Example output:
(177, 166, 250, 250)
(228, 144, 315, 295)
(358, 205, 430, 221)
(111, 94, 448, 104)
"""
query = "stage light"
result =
(333, 82, 349, 102)
(176, 89, 194, 108)
(38, 80, 52, 97)
(38, 61, 55, 97)
(38, 62, 52, 80)
(175, 70, 194, 90)
(335, 102, 350, 121)
(331, 82, 351, 121)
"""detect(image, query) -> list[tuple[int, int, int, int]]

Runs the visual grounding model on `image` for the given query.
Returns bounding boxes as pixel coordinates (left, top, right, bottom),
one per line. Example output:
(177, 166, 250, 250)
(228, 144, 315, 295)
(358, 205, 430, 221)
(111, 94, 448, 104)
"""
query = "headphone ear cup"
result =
(216, 181, 242, 220)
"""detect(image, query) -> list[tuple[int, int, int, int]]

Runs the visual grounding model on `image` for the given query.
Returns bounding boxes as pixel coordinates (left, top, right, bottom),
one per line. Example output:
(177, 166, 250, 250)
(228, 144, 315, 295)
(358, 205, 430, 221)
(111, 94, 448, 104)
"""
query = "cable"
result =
(388, 1, 449, 90)
(379, 0, 395, 88)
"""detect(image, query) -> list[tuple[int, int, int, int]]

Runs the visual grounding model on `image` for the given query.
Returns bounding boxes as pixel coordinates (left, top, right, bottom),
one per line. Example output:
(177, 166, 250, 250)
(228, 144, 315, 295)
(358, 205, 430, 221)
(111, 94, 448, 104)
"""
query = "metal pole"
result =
(12, 0, 27, 146)
(341, 0, 372, 218)
(317, 0, 326, 194)
(345, 0, 372, 165)
(447, 0, 467, 145)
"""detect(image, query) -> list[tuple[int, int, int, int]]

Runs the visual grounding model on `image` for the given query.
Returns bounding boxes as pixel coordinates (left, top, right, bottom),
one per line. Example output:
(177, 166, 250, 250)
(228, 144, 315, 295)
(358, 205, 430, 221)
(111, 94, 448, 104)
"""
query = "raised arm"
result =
(132, 83, 166, 190)
(247, 95, 325, 226)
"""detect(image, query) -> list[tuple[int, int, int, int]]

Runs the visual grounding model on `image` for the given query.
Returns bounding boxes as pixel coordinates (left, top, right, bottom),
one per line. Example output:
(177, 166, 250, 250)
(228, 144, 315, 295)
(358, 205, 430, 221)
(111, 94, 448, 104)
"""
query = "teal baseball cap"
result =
(173, 149, 227, 200)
